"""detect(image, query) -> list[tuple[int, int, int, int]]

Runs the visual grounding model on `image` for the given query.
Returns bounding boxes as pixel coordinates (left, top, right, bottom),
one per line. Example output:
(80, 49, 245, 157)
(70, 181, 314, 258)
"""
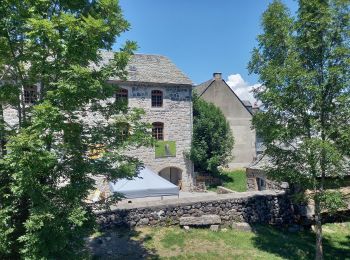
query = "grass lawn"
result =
(90, 222, 350, 259)
(208, 169, 247, 192)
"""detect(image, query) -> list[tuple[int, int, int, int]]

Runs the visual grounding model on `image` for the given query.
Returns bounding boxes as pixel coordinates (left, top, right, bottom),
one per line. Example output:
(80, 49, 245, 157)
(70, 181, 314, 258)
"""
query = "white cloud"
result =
(226, 74, 260, 106)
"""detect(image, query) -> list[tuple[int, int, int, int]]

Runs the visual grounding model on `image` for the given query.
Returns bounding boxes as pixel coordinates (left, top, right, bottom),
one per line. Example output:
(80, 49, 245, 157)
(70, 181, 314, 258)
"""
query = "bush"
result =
(190, 94, 234, 174)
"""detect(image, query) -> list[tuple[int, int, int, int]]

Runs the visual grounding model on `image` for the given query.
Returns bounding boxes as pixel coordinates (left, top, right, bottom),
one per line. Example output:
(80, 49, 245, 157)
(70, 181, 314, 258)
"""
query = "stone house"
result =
(246, 155, 286, 191)
(246, 154, 350, 192)
(2, 52, 195, 191)
(195, 73, 256, 169)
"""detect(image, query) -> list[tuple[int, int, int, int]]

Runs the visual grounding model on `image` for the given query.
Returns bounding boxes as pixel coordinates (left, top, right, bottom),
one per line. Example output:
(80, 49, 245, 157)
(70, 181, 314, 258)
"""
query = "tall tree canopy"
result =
(0, 0, 151, 258)
(190, 94, 234, 174)
(249, 0, 350, 259)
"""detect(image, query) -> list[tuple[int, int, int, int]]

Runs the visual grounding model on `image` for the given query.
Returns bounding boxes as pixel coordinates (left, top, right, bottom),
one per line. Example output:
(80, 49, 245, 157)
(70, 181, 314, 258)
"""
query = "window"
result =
(256, 177, 266, 191)
(116, 88, 128, 104)
(152, 122, 164, 140)
(151, 90, 163, 107)
(24, 86, 37, 104)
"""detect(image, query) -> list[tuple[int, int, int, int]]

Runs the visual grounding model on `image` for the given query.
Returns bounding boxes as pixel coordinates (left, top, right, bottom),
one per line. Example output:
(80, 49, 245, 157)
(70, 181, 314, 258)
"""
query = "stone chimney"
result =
(213, 72, 222, 80)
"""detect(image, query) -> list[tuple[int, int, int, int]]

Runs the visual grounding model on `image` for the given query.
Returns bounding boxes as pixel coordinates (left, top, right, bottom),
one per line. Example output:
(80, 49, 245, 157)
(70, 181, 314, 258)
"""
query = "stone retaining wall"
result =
(96, 190, 296, 228)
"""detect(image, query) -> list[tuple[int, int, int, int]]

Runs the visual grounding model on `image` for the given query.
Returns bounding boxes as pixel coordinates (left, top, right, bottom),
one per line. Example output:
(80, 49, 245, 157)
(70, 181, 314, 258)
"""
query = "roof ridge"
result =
(96, 50, 193, 85)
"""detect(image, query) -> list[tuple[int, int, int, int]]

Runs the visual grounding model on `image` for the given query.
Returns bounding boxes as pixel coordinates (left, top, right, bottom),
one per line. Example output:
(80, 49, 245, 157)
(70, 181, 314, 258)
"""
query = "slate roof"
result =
(94, 51, 193, 85)
(195, 79, 213, 95)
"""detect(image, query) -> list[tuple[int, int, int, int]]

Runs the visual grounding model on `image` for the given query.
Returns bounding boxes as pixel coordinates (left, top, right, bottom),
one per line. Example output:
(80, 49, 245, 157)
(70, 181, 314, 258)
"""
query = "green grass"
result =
(106, 222, 350, 259)
(208, 169, 247, 192)
(155, 141, 176, 158)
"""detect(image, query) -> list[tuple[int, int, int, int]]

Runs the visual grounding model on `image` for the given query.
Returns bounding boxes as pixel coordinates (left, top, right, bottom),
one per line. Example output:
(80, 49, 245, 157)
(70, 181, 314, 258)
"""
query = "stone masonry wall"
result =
(3, 83, 195, 190)
(118, 83, 194, 191)
(96, 190, 295, 228)
(246, 168, 284, 191)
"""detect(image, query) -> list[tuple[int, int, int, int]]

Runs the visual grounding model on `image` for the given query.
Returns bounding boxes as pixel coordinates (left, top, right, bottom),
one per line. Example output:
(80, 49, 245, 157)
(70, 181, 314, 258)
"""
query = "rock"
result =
(179, 215, 221, 226)
(280, 182, 289, 189)
(138, 218, 149, 226)
(210, 225, 220, 232)
(183, 225, 190, 231)
(105, 236, 111, 241)
(231, 222, 252, 232)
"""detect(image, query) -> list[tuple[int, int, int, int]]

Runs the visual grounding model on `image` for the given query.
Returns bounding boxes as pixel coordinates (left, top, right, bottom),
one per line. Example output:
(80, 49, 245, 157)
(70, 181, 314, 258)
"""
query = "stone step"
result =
(179, 214, 221, 226)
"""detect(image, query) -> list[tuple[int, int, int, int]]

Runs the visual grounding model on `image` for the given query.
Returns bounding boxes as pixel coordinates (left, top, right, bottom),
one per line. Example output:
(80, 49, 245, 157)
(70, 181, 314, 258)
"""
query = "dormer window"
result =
(116, 88, 128, 105)
(24, 86, 37, 104)
(151, 90, 163, 107)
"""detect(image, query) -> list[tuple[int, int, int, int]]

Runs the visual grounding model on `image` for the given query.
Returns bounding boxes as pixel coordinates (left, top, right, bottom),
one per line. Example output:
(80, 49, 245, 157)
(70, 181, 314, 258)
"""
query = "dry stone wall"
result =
(96, 191, 296, 228)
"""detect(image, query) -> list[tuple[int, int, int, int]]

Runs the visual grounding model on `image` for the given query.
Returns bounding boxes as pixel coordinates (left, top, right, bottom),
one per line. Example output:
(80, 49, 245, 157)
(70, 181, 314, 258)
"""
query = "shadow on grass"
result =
(89, 226, 159, 259)
(251, 225, 350, 260)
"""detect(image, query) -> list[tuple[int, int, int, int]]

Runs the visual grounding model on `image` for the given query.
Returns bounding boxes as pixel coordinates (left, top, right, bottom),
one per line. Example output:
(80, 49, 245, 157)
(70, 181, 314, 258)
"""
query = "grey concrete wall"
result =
(200, 79, 256, 169)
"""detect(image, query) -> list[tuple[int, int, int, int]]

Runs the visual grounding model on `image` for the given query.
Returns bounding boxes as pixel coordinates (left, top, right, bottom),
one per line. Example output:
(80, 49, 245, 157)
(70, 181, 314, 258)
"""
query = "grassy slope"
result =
(132, 223, 350, 259)
(208, 169, 247, 192)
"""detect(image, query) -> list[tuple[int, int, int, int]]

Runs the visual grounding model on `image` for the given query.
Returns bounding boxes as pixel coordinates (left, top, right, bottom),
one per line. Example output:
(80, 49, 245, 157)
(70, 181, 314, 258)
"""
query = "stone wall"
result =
(96, 190, 295, 228)
(3, 83, 195, 191)
(119, 83, 194, 191)
(246, 168, 286, 191)
(3, 106, 19, 128)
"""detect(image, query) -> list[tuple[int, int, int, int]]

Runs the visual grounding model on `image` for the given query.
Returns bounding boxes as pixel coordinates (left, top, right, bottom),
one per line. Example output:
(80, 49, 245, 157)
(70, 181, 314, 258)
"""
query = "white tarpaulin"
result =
(109, 167, 179, 199)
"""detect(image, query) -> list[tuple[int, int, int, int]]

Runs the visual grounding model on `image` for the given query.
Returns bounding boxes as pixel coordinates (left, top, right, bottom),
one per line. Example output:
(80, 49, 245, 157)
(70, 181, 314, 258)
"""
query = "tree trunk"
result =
(0, 102, 5, 157)
(314, 197, 323, 260)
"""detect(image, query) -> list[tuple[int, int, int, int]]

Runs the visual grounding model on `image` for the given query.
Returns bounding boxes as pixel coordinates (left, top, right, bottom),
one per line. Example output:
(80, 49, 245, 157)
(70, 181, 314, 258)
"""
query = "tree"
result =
(0, 1, 152, 258)
(190, 93, 234, 174)
(248, 0, 350, 259)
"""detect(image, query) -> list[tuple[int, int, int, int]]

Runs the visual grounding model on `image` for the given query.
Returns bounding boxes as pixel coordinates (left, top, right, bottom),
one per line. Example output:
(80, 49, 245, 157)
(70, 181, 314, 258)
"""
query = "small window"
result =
(256, 177, 266, 191)
(116, 88, 128, 104)
(152, 122, 164, 140)
(24, 86, 37, 104)
(151, 90, 163, 107)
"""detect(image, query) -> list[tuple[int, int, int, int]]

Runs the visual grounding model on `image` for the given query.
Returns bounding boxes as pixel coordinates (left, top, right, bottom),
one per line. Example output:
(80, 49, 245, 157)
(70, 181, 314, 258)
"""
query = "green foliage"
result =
(249, 0, 350, 258)
(190, 94, 234, 174)
(155, 141, 176, 158)
(0, 0, 152, 258)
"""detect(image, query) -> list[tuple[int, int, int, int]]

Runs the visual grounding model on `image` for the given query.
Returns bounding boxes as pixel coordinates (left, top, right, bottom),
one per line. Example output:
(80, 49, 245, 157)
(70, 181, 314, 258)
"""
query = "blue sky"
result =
(113, 0, 298, 102)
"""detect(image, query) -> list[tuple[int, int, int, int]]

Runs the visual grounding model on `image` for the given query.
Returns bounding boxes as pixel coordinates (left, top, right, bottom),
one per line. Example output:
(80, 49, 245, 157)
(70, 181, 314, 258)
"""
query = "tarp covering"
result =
(109, 167, 179, 199)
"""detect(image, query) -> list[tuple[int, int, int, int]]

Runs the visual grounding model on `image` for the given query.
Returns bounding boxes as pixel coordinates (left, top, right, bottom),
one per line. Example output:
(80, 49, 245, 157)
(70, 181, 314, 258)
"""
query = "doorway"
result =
(159, 167, 182, 188)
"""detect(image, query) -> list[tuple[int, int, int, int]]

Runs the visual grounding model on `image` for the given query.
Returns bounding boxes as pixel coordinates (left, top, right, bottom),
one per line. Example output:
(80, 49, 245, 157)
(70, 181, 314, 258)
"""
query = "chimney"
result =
(213, 72, 222, 80)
